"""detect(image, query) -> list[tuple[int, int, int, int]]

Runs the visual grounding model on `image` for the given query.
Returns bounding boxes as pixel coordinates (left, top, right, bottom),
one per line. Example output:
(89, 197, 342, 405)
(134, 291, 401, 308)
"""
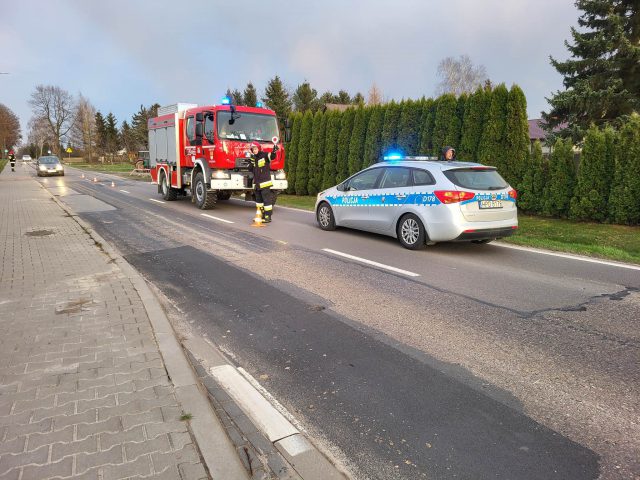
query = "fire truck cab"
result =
(148, 100, 288, 209)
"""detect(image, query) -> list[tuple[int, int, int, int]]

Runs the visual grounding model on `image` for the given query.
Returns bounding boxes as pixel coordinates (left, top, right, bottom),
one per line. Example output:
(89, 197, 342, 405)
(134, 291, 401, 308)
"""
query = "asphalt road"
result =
(30, 163, 640, 479)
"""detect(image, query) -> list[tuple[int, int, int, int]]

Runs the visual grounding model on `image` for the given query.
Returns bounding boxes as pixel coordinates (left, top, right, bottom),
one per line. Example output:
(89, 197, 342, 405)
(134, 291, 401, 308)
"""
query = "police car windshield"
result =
(444, 168, 508, 190)
(217, 112, 278, 142)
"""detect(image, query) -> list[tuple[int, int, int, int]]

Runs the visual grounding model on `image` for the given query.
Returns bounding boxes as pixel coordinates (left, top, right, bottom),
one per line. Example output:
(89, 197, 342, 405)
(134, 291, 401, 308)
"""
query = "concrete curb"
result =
(43, 183, 249, 480)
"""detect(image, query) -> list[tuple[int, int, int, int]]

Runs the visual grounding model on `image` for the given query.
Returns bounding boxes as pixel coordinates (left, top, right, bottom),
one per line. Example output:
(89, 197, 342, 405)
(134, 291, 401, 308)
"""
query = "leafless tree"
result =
(436, 55, 488, 96)
(70, 94, 97, 161)
(28, 85, 77, 155)
(0, 103, 21, 154)
(367, 83, 383, 105)
(27, 116, 54, 158)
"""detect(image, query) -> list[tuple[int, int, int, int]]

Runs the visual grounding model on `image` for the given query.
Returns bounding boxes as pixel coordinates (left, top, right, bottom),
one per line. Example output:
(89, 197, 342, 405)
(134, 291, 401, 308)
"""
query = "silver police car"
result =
(315, 156, 518, 249)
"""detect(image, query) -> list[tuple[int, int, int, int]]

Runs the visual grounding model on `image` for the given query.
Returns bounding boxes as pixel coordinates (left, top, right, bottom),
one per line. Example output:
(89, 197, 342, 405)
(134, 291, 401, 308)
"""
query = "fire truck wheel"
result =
(218, 191, 231, 201)
(160, 171, 178, 201)
(194, 172, 217, 209)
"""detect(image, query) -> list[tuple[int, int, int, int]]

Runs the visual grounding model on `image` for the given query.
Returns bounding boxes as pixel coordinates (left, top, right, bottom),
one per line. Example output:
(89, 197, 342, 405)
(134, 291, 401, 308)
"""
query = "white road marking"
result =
(119, 190, 130, 194)
(322, 248, 420, 277)
(148, 198, 165, 204)
(201, 213, 234, 224)
(494, 242, 640, 271)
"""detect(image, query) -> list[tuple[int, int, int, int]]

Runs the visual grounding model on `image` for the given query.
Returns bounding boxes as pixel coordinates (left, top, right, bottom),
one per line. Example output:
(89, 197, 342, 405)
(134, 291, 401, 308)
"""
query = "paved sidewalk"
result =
(0, 165, 242, 479)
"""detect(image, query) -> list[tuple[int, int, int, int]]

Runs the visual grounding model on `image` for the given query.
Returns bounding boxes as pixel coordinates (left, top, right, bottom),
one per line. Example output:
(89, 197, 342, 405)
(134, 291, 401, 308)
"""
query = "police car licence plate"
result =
(479, 200, 503, 209)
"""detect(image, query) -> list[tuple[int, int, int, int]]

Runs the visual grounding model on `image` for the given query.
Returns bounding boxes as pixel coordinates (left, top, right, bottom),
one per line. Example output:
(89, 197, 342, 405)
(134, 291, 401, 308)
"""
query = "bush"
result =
(544, 138, 576, 217)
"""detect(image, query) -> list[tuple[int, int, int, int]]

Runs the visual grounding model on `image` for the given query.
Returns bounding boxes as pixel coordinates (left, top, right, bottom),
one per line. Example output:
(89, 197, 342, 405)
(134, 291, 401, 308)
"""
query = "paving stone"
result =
(21, 456, 73, 480)
(150, 444, 200, 472)
(27, 425, 74, 451)
(179, 462, 209, 479)
(52, 435, 98, 462)
(76, 444, 123, 474)
(31, 402, 75, 422)
(0, 436, 25, 455)
(125, 434, 171, 461)
(0, 445, 48, 475)
(77, 416, 122, 440)
(145, 421, 187, 439)
(100, 425, 145, 451)
(102, 454, 152, 480)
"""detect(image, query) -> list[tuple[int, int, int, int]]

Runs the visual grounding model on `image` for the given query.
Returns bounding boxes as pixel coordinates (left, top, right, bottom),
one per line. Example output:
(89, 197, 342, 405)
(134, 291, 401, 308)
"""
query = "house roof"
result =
(528, 119, 546, 140)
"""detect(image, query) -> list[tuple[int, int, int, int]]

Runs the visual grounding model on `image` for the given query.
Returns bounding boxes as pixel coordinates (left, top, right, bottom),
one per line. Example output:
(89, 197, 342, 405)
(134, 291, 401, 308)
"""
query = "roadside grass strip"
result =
(322, 248, 420, 277)
(201, 213, 234, 224)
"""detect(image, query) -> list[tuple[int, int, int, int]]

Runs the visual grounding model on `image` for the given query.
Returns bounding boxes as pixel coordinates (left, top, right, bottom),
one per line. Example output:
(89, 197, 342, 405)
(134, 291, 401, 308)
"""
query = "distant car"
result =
(22, 155, 32, 161)
(315, 156, 518, 249)
(36, 156, 64, 176)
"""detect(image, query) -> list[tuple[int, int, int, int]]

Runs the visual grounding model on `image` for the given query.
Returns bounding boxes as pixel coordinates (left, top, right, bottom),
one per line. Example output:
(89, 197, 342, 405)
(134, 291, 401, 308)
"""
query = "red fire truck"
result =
(148, 99, 289, 209)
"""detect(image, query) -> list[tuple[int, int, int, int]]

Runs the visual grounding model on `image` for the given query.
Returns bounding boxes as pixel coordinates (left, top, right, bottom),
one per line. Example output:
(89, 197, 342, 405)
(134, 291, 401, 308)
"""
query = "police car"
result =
(315, 155, 518, 249)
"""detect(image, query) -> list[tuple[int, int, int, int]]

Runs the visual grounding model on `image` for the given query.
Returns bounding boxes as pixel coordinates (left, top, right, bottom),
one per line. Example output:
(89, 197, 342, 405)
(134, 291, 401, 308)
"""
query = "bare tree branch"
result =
(436, 55, 488, 96)
(28, 85, 77, 155)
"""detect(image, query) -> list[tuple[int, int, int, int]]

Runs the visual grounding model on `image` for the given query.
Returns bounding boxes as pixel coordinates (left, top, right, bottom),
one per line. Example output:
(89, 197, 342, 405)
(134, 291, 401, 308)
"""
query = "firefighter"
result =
(248, 141, 277, 223)
(8, 150, 16, 172)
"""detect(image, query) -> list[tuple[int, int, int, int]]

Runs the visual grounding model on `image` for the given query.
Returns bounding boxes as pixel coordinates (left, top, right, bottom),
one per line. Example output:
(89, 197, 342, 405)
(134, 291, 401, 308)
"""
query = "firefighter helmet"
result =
(250, 142, 261, 152)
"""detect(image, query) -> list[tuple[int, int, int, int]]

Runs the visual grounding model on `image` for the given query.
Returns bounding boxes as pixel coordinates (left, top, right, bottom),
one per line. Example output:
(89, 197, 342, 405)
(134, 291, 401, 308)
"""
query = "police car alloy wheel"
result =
(397, 214, 426, 250)
(316, 202, 336, 231)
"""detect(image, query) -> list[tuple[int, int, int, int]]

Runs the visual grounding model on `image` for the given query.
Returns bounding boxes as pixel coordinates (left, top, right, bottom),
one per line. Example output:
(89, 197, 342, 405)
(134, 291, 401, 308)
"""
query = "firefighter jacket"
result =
(249, 150, 276, 189)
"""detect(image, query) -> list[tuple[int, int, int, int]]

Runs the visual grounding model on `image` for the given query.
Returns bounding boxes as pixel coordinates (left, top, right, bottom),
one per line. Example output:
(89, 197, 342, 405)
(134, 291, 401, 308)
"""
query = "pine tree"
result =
(543, 0, 640, 138)
(285, 113, 302, 194)
(419, 99, 437, 155)
(478, 83, 509, 169)
(131, 104, 158, 151)
(322, 110, 342, 189)
(119, 120, 135, 155)
(307, 110, 325, 195)
(459, 87, 490, 161)
(335, 90, 351, 104)
(263, 76, 292, 121)
(336, 108, 356, 183)
(293, 81, 319, 113)
(544, 138, 576, 217)
(518, 140, 544, 213)
(231, 89, 244, 106)
(294, 111, 314, 195)
(569, 125, 616, 221)
(504, 85, 530, 190)
(352, 93, 365, 106)
(431, 94, 457, 156)
(397, 100, 422, 155)
(609, 115, 640, 224)
(94, 111, 107, 155)
(363, 105, 386, 168)
(347, 107, 368, 176)
(105, 112, 120, 156)
(243, 82, 258, 107)
(381, 101, 402, 153)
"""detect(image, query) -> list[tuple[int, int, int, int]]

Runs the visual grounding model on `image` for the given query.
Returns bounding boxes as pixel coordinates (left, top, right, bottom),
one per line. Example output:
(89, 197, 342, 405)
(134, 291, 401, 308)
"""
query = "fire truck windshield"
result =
(217, 112, 279, 142)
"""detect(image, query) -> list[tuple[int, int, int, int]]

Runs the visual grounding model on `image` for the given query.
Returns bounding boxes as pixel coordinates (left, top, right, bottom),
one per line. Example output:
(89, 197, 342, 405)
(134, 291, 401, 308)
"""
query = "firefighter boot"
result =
(263, 205, 272, 223)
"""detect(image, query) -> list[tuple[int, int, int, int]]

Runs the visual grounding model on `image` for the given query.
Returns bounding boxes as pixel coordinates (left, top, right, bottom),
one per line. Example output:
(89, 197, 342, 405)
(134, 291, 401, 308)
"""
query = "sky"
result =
(1, 0, 579, 144)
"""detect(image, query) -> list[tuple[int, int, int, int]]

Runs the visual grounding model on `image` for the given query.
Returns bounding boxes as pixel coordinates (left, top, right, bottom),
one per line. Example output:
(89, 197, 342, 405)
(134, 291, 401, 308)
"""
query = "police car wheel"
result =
(316, 202, 336, 231)
(397, 214, 426, 250)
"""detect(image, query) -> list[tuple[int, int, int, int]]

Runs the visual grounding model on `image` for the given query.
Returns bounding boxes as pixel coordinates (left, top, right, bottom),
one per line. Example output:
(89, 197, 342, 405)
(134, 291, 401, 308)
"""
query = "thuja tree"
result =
(381, 101, 402, 153)
(397, 99, 422, 155)
(322, 110, 342, 190)
(543, 138, 576, 217)
(459, 87, 490, 161)
(419, 98, 437, 155)
(363, 105, 385, 167)
(518, 140, 546, 213)
(431, 94, 457, 156)
(569, 125, 615, 221)
(335, 107, 356, 183)
(285, 113, 302, 193)
(609, 115, 640, 225)
(348, 106, 368, 176)
(307, 110, 326, 196)
(294, 110, 314, 195)
(478, 83, 508, 170)
(504, 85, 530, 190)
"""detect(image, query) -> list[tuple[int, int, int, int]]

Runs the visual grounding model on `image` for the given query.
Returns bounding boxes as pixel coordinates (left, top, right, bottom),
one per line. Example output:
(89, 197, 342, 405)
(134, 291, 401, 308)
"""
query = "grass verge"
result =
(0, 159, 7, 173)
(276, 195, 640, 264)
(70, 162, 135, 173)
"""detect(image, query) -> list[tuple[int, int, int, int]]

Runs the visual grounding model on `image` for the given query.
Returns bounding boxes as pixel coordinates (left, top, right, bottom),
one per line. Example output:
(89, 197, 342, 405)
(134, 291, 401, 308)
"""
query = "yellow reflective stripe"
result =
(257, 159, 266, 167)
(264, 205, 273, 211)
(256, 203, 264, 207)
(259, 180, 273, 188)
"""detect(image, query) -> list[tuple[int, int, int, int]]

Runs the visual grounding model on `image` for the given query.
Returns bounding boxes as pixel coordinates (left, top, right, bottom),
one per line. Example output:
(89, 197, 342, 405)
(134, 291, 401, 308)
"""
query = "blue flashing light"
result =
(383, 151, 404, 161)
(255, 101, 263, 108)
(221, 96, 231, 105)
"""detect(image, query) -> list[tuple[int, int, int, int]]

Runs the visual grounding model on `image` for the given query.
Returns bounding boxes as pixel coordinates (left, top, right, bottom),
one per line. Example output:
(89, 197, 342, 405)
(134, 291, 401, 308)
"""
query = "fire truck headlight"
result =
(274, 170, 286, 180)
(212, 170, 231, 180)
